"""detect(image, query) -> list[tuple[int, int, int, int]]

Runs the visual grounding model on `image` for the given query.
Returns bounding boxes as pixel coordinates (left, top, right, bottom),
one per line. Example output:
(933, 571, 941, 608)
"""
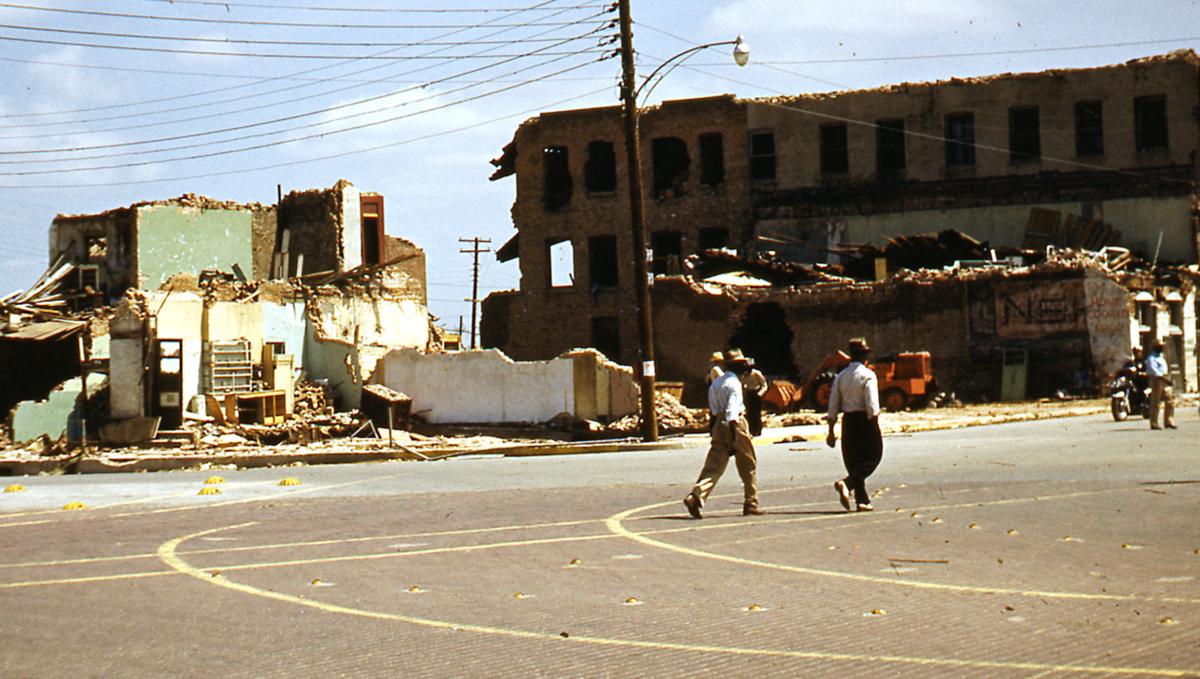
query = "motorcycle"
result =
(1109, 372, 1149, 421)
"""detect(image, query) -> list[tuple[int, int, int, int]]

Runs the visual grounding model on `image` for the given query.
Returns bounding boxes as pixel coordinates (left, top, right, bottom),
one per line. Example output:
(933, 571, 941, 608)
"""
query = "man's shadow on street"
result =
(641, 509, 845, 521)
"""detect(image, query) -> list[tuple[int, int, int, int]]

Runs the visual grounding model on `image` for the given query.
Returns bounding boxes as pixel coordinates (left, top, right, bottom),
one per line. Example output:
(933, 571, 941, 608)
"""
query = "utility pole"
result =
(617, 0, 658, 442)
(459, 237, 491, 349)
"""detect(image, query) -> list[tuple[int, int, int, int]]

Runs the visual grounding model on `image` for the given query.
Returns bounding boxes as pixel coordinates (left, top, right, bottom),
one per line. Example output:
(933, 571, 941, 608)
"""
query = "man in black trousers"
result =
(825, 337, 883, 512)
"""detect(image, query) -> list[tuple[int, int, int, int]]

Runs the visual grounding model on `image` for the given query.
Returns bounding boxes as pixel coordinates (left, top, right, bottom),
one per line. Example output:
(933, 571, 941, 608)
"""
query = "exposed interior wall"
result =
(278, 180, 350, 276)
(262, 301, 307, 364)
(808, 196, 1196, 264)
(49, 208, 137, 301)
(148, 292, 205, 413)
(135, 205, 254, 289)
(0, 336, 82, 420)
(250, 208, 278, 280)
(10, 374, 107, 443)
(376, 348, 574, 424)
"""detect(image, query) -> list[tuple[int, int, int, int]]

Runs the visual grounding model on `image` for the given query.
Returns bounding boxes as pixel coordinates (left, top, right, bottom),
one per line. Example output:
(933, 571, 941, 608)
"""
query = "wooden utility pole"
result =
(459, 237, 491, 349)
(617, 0, 658, 441)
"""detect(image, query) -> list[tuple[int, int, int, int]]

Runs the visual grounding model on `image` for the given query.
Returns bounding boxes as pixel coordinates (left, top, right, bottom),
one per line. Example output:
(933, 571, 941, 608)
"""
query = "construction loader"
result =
(763, 350, 936, 413)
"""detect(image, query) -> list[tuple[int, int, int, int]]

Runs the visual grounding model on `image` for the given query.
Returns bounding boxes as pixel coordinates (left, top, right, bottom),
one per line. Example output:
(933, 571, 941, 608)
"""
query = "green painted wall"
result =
(136, 205, 254, 288)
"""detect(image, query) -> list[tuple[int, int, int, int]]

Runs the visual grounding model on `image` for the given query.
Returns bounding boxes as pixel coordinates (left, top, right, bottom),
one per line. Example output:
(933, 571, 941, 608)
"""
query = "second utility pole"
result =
(459, 237, 491, 349)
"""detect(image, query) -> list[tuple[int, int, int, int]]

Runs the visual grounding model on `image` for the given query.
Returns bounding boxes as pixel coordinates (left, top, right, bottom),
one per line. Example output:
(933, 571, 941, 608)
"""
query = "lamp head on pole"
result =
(733, 35, 750, 67)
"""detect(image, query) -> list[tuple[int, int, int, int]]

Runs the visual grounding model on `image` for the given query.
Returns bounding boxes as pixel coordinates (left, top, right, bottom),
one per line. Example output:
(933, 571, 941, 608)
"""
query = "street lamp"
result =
(617, 0, 748, 442)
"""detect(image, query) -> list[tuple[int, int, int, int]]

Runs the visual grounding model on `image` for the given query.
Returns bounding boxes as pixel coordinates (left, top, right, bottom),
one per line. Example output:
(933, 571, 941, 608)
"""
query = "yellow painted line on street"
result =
(155, 522, 1192, 677)
(0, 487, 203, 523)
(0, 569, 179, 589)
(606, 486, 1200, 605)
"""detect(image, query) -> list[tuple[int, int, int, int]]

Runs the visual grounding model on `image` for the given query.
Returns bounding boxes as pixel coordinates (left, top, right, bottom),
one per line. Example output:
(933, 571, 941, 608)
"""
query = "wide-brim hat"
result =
(709, 351, 724, 363)
(723, 348, 750, 364)
(1151, 339, 1165, 350)
(848, 337, 871, 353)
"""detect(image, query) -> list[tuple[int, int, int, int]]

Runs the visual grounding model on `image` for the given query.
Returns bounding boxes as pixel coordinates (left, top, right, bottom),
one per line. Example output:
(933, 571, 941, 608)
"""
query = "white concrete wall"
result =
(109, 337, 144, 419)
(377, 348, 575, 424)
(148, 292, 204, 411)
(341, 183, 362, 271)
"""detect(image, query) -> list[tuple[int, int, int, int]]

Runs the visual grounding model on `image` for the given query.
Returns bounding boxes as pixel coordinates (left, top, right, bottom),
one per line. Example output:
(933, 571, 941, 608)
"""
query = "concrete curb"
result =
(0, 405, 1119, 475)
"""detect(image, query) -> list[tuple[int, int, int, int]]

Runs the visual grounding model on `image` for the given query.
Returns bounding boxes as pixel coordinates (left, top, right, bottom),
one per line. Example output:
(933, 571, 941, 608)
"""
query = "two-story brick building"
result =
(482, 51, 1200, 399)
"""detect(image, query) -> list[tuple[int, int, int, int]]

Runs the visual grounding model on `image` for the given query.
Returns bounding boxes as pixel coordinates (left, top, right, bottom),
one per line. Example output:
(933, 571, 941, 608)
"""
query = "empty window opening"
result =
(547, 238, 574, 288)
(1008, 106, 1041, 162)
(591, 316, 621, 363)
(749, 130, 776, 181)
(651, 137, 689, 197)
(360, 195, 385, 265)
(543, 146, 573, 210)
(819, 123, 849, 175)
(588, 235, 619, 289)
(875, 119, 906, 176)
(698, 227, 729, 251)
(1074, 101, 1104, 157)
(699, 133, 725, 186)
(945, 113, 976, 167)
(584, 141, 617, 193)
(1134, 95, 1168, 152)
(86, 236, 107, 262)
(728, 302, 795, 377)
(651, 230, 683, 276)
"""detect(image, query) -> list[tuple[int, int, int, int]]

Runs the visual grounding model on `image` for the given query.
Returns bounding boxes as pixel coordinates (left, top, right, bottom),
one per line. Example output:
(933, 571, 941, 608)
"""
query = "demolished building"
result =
(3, 180, 433, 447)
(482, 51, 1200, 402)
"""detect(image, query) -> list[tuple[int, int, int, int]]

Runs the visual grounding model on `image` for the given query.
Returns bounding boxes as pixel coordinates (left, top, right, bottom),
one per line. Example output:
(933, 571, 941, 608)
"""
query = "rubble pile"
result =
(606, 391, 709, 434)
(293, 380, 333, 417)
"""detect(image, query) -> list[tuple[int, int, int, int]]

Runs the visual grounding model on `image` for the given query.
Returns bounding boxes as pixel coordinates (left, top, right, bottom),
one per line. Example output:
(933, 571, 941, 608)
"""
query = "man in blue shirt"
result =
(683, 348, 764, 519)
(1144, 340, 1176, 430)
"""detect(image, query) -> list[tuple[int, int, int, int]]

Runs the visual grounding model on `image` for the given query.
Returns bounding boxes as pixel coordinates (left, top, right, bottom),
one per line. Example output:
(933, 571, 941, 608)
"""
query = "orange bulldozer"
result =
(763, 350, 936, 413)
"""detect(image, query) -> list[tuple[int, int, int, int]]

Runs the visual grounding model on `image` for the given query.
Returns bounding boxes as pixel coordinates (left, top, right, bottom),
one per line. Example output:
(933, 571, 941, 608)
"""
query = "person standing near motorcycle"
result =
(1145, 340, 1177, 430)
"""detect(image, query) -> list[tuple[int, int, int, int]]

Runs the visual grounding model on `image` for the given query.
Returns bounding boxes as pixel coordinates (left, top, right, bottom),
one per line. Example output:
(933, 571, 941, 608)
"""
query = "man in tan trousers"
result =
(1145, 340, 1177, 430)
(683, 349, 764, 519)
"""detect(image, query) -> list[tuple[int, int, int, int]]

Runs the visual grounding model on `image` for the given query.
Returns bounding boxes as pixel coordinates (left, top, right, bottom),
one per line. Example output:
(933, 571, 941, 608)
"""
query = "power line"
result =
(131, 0, 607, 13)
(0, 49, 604, 165)
(0, 2, 599, 29)
(0, 67, 614, 179)
(0, 84, 611, 190)
(0, 21, 600, 47)
(0, 11, 609, 138)
(0, 0, 590, 120)
(0, 33, 610, 60)
(0, 29, 611, 157)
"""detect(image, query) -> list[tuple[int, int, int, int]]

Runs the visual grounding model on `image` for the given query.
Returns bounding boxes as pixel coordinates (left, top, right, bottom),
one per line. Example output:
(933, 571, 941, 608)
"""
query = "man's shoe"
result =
(683, 495, 703, 520)
(856, 503, 874, 512)
(1151, 424, 1163, 430)
(1166, 422, 1178, 429)
(834, 480, 851, 511)
(743, 504, 765, 516)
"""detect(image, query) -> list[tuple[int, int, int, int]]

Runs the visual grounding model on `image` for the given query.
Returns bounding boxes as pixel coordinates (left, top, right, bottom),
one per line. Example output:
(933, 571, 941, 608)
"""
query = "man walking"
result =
(742, 358, 768, 437)
(1145, 340, 1177, 430)
(825, 338, 883, 512)
(683, 349, 764, 519)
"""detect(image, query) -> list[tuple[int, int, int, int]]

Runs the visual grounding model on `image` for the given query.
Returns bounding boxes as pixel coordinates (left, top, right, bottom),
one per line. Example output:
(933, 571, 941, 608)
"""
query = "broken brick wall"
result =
(486, 95, 753, 364)
(384, 235, 427, 305)
(652, 268, 1128, 406)
(278, 181, 348, 277)
(49, 208, 137, 301)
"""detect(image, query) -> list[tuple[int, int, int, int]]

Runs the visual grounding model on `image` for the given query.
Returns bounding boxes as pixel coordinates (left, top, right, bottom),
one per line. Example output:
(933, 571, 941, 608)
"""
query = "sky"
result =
(1, 0, 1198, 344)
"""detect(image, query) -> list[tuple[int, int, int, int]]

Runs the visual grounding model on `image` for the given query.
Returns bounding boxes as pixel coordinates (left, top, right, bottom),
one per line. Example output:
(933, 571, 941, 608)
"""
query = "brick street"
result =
(1, 414, 1197, 678)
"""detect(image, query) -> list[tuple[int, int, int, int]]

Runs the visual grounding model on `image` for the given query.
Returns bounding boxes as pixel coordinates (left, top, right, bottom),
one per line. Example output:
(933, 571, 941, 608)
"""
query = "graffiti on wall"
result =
(993, 279, 1088, 339)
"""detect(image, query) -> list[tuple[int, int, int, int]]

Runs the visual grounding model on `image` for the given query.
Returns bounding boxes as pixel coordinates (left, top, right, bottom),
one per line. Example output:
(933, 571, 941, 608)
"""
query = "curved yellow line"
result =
(156, 523, 1190, 676)
(605, 494, 1200, 605)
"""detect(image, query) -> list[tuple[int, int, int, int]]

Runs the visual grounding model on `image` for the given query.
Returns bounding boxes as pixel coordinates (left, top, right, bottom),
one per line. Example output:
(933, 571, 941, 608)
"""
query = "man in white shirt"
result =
(683, 349, 764, 519)
(1144, 340, 1176, 430)
(825, 337, 883, 512)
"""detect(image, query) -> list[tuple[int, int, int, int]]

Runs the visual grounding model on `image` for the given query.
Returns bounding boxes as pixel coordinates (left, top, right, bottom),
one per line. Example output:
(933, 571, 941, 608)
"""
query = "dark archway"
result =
(728, 302, 796, 377)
